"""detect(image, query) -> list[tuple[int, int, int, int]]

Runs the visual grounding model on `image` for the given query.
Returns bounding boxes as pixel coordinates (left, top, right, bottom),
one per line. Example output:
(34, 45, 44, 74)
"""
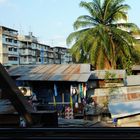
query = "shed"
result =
(8, 64, 92, 114)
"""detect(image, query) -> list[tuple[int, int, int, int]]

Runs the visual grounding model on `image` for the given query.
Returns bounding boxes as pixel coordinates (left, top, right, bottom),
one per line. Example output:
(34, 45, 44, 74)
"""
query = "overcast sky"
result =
(0, 0, 139, 47)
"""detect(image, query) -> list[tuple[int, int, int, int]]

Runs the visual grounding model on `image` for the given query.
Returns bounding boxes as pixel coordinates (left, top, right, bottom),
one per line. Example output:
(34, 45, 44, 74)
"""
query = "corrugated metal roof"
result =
(108, 86, 140, 118)
(109, 100, 140, 119)
(8, 64, 91, 82)
(90, 70, 126, 79)
(126, 75, 140, 86)
(132, 65, 140, 70)
(8, 65, 36, 76)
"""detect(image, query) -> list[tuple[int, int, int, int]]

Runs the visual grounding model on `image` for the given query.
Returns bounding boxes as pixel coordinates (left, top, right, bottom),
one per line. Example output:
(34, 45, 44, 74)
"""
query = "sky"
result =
(0, 0, 140, 48)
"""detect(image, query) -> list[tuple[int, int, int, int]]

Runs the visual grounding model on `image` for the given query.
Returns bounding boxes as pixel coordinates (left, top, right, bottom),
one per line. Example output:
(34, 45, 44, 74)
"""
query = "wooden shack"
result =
(8, 64, 93, 118)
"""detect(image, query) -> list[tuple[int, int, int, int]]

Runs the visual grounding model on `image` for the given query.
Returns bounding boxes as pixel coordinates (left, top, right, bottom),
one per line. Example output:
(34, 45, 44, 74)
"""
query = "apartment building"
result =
(18, 32, 37, 65)
(18, 36, 73, 65)
(18, 32, 55, 65)
(0, 26, 72, 67)
(0, 26, 19, 67)
(53, 46, 72, 64)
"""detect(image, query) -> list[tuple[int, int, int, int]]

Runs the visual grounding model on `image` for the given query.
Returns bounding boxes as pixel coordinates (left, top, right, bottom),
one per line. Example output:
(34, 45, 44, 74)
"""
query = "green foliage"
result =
(104, 71, 120, 107)
(105, 71, 116, 80)
(123, 57, 133, 75)
(67, 0, 140, 70)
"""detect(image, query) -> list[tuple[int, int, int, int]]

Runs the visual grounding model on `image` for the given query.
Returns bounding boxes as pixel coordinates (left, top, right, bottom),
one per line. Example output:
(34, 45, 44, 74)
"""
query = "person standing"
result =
(30, 91, 38, 111)
(113, 118, 118, 127)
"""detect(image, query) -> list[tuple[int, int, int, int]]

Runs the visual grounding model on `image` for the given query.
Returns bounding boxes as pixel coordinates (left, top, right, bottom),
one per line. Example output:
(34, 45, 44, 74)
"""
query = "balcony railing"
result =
(3, 31, 18, 37)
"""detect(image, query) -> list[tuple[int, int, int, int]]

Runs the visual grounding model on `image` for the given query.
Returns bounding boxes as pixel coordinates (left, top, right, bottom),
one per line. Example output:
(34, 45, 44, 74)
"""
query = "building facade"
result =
(0, 26, 19, 67)
(53, 46, 72, 64)
(18, 33, 55, 65)
(0, 26, 72, 67)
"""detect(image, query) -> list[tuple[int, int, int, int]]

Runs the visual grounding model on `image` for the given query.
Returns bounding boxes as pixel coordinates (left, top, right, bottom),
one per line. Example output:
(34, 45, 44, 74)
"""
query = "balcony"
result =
(8, 60, 19, 65)
(3, 31, 18, 37)
(20, 45, 27, 49)
(8, 51, 19, 56)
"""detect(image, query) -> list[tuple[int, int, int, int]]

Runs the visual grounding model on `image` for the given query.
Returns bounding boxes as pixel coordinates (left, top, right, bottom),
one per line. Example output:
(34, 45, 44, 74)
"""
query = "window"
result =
(14, 48, 17, 52)
(6, 38, 12, 43)
(8, 48, 12, 51)
(8, 57, 18, 61)
(14, 40, 17, 43)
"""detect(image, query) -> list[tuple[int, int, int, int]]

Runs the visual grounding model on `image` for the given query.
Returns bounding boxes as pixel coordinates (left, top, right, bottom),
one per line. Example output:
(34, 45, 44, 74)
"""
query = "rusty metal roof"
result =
(8, 64, 91, 82)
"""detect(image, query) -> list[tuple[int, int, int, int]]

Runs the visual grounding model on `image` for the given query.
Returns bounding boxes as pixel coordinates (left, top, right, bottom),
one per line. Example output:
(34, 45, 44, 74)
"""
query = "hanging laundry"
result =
(53, 95, 56, 107)
(78, 94, 81, 103)
(79, 83, 83, 98)
(72, 88, 77, 95)
(75, 102, 79, 108)
(54, 83, 58, 96)
(70, 85, 77, 95)
(70, 95, 73, 108)
(83, 83, 87, 98)
(70, 85, 73, 96)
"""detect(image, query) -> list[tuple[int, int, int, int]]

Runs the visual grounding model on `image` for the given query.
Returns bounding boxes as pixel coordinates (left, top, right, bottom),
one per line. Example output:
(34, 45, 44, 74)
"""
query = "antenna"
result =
(51, 39, 54, 47)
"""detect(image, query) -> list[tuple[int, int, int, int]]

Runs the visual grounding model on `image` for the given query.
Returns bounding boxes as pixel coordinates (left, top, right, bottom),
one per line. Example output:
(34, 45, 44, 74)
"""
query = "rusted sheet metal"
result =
(8, 64, 91, 82)
(30, 65, 47, 74)
(108, 86, 140, 119)
(92, 86, 140, 119)
(80, 64, 91, 73)
(8, 65, 35, 76)
(127, 75, 140, 86)
(94, 86, 140, 104)
(109, 100, 140, 119)
(16, 73, 91, 82)
(132, 65, 140, 70)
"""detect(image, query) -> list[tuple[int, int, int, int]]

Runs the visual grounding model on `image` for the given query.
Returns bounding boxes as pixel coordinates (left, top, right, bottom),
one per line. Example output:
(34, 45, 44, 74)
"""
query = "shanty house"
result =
(8, 64, 93, 115)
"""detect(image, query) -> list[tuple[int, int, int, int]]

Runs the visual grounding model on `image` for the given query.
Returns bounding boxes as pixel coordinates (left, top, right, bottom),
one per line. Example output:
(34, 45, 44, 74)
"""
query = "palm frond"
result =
(67, 0, 140, 70)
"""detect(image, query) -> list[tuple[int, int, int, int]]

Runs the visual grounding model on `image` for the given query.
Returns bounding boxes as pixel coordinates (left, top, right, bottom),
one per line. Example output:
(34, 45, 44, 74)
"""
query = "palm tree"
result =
(67, 0, 140, 70)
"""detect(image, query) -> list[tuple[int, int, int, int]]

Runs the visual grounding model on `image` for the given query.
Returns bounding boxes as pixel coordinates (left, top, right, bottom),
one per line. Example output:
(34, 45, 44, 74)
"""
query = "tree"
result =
(67, 0, 140, 70)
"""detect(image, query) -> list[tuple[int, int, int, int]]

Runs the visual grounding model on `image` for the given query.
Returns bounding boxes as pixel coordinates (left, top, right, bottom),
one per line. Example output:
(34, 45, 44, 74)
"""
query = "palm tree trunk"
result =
(110, 36, 116, 69)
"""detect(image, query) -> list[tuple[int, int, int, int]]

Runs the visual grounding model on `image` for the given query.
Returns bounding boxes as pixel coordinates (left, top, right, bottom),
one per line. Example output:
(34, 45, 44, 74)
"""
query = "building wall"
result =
(0, 26, 19, 67)
(0, 26, 73, 67)
(53, 47, 72, 64)
(0, 29, 3, 64)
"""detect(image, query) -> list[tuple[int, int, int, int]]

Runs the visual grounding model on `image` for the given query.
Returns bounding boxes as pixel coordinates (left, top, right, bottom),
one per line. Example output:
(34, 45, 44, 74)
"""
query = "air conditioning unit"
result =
(18, 86, 31, 96)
